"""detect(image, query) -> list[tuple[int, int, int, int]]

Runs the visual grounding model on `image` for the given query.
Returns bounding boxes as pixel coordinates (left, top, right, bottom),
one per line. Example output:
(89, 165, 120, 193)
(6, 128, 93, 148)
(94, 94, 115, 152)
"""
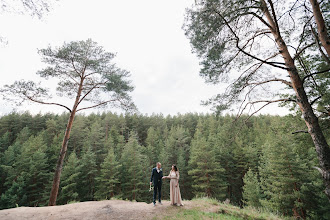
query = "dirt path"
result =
(0, 200, 192, 220)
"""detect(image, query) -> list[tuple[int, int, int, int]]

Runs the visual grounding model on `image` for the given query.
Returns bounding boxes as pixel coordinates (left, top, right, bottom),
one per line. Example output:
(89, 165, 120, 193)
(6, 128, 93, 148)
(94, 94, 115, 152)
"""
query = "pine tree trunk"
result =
(48, 110, 77, 205)
(48, 78, 84, 206)
(261, 0, 330, 200)
(309, 0, 330, 57)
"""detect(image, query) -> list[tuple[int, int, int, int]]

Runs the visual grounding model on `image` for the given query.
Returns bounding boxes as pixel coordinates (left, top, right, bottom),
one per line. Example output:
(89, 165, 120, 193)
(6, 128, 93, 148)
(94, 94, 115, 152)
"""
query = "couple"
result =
(150, 162, 183, 207)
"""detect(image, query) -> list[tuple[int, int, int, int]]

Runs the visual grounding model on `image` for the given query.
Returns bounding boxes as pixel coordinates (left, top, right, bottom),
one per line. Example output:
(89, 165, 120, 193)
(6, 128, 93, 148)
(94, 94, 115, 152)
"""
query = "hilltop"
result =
(0, 198, 287, 220)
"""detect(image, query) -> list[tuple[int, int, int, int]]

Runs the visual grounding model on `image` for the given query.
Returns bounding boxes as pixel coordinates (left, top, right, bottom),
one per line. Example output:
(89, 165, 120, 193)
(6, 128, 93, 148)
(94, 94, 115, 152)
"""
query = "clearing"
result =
(0, 198, 286, 220)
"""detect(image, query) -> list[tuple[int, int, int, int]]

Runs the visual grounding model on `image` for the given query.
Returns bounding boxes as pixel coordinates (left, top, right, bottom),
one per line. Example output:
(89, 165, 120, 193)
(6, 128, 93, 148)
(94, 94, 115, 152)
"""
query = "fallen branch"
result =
(292, 130, 308, 134)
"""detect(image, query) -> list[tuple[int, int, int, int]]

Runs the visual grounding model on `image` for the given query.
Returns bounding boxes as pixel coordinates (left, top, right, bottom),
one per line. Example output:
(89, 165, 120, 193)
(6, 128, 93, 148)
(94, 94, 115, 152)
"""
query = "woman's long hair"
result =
(172, 164, 178, 172)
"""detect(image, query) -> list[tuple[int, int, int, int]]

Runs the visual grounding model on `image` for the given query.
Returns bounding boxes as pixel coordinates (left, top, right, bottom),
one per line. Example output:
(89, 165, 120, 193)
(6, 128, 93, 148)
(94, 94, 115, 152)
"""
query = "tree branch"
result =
(267, 0, 280, 34)
(78, 83, 105, 105)
(292, 130, 309, 134)
(310, 95, 322, 105)
(240, 12, 274, 31)
(295, 15, 314, 56)
(247, 78, 293, 87)
(302, 68, 330, 83)
(313, 166, 330, 181)
(236, 96, 296, 121)
(310, 25, 330, 65)
(244, 98, 295, 122)
(84, 71, 102, 78)
(71, 58, 81, 76)
(25, 95, 72, 112)
(76, 99, 117, 112)
(293, 42, 315, 60)
(212, 9, 289, 70)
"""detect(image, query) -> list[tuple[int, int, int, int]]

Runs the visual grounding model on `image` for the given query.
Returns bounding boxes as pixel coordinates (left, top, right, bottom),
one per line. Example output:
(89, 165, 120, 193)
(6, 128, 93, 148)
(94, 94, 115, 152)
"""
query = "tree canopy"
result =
(184, 0, 330, 200)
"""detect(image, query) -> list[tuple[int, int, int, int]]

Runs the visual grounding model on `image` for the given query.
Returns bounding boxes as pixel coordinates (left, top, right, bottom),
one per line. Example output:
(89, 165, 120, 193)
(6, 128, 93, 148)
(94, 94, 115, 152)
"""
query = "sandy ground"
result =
(0, 200, 190, 220)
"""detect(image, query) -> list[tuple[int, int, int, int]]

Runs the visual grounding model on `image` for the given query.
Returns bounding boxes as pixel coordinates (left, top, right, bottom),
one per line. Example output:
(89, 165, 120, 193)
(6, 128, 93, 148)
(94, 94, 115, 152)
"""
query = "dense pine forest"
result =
(0, 111, 329, 219)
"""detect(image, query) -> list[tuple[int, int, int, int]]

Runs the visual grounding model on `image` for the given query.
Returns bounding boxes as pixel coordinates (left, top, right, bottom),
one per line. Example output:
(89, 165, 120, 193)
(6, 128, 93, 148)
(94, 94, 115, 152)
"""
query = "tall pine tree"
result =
(95, 147, 121, 200)
(242, 168, 262, 208)
(188, 120, 226, 200)
(120, 134, 147, 201)
(77, 146, 97, 201)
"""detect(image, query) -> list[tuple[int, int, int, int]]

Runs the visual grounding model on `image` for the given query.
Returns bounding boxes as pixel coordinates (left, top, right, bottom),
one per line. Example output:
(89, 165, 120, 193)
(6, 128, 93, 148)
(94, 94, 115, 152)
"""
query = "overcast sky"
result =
(0, 0, 289, 116)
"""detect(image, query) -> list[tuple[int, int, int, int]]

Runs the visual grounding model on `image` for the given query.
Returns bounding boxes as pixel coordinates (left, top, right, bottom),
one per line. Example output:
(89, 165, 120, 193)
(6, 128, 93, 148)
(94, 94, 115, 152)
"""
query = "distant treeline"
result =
(0, 112, 329, 219)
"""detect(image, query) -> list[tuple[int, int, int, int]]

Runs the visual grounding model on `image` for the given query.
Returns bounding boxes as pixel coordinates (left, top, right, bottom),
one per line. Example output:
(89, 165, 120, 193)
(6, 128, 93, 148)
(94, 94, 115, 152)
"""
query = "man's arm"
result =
(150, 168, 154, 185)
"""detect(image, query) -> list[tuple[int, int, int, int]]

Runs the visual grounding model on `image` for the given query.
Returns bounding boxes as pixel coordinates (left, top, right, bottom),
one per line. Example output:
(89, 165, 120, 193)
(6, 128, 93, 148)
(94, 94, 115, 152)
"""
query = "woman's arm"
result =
(162, 172, 171, 179)
(175, 171, 179, 187)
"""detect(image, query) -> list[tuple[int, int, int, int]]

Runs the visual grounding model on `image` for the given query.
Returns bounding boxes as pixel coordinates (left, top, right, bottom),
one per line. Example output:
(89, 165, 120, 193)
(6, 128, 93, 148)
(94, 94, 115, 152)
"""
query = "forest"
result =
(0, 111, 329, 219)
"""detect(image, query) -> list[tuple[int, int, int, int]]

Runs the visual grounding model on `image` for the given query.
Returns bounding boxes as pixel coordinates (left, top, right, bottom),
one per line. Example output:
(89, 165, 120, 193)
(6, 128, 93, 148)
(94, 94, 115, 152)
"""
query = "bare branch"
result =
(292, 130, 309, 134)
(244, 98, 295, 122)
(310, 95, 322, 105)
(78, 83, 105, 105)
(247, 78, 293, 87)
(293, 42, 316, 60)
(76, 99, 117, 112)
(25, 95, 72, 112)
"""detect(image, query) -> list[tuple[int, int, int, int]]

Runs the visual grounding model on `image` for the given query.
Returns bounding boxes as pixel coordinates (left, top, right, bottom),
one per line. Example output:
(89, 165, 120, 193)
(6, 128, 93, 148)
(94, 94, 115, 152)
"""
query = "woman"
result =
(162, 164, 183, 206)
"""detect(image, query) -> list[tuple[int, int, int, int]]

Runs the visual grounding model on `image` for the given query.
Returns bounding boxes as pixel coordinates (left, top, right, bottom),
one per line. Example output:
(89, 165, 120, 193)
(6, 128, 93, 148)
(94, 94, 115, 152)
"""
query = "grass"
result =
(159, 197, 292, 220)
(162, 208, 243, 220)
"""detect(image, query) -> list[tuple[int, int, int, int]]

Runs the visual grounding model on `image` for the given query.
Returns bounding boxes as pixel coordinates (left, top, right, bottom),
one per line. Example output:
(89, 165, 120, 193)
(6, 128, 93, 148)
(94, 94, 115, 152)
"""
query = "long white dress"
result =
(168, 171, 183, 206)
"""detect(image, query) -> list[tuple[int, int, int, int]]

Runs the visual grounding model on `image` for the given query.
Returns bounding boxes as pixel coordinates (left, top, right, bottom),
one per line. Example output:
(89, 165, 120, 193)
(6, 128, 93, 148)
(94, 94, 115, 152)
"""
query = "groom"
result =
(150, 162, 163, 206)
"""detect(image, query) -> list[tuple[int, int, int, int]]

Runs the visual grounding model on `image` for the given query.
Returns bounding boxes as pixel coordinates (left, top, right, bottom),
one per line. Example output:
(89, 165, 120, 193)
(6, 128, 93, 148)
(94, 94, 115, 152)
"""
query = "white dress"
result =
(168, 171, 183, 206)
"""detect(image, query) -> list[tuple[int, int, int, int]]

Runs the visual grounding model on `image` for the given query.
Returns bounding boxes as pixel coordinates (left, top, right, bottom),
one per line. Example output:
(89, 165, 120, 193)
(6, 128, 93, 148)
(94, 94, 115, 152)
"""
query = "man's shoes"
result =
(159, 202, 163, 205)
(153, 203, 156, 207)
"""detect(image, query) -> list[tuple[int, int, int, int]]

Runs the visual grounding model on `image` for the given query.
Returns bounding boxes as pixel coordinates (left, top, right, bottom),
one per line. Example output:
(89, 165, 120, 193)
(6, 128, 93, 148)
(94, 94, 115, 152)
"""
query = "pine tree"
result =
(120, 134, 147, 201)
(95, 147, 121, 200)
(242, 168, 261, 207)
(43, 119, 59, 146)
(164, 125, 190, 166)
(58, 151, 80, 204)
(105, 126, 126, 162)
(25, 148, 50, 206)
(88, 120, 106, 167)
(215, 119, 244, 204)
(176, 146, 192, 199)
(0, 131, 11, 153)
(7, 134, 51, 207)
(188, 121, 226, 200)
(46, 135, 62, 172)
(145, 127, 161, 167)
(259, 134, 307, 218)
(145, 127, 159, 167)
(77, 146, 97, 201)
(0, 176, 26, 209)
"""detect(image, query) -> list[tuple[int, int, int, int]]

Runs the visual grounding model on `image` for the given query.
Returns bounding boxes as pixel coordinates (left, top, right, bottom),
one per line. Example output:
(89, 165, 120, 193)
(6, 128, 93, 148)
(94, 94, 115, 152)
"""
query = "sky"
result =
(0, 0, 289, 116)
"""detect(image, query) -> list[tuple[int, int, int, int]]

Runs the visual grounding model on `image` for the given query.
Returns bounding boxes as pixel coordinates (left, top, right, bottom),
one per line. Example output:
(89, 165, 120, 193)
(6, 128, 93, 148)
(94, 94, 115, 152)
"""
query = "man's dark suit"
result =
(150, 167, 163, 204)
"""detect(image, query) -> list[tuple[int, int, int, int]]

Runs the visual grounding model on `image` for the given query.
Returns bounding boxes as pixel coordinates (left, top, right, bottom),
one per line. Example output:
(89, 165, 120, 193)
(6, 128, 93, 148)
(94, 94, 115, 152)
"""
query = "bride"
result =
(162, 164, 183, 206)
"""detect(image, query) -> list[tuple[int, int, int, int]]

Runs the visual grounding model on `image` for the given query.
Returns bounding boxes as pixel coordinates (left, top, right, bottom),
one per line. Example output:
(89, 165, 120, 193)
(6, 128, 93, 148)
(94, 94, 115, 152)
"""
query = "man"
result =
(150, 162, 163, 206)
